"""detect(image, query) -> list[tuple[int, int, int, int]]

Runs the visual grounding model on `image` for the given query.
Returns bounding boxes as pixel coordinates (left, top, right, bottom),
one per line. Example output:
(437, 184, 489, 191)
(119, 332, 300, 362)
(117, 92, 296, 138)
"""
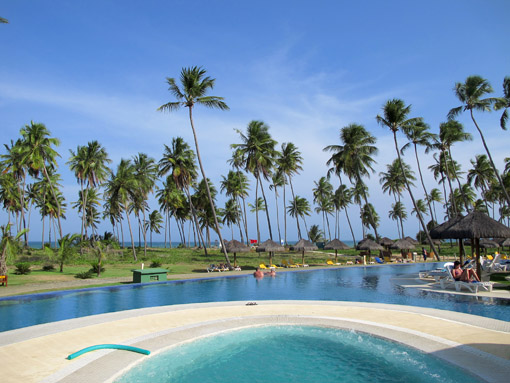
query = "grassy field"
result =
(2, 243, 508, 289)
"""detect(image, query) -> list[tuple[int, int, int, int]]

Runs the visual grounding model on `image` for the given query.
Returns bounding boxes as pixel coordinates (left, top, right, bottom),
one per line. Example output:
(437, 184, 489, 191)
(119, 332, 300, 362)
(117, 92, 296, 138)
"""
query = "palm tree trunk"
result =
(258, 173, 273, 241)
(42, 164, 63, 240)
(255, 176, 260, 243)
(414, 145, 435, 222)
(274, 188, 282, 244)
(188, 108, 231, 267)
(448, 147, 471, 212)
(241, 195, 249, 245)
(185, 186, 207, 253)
(393, 132, 439, 260)
(283, 181, 287, 245)
(470, 110, 510, 208)
(124, 201, 137, 261)
(360, 189, 379, 240)
(442, 152, 458, 215)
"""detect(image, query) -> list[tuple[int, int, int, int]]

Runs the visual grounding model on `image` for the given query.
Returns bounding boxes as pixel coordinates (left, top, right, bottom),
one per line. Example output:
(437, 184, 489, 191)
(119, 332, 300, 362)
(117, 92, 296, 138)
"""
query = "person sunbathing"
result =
(452, 261, 480, 282)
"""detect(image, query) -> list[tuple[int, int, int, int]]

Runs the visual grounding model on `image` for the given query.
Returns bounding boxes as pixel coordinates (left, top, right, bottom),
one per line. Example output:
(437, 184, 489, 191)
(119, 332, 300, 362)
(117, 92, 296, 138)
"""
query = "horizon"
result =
(1, 1, 509, 244)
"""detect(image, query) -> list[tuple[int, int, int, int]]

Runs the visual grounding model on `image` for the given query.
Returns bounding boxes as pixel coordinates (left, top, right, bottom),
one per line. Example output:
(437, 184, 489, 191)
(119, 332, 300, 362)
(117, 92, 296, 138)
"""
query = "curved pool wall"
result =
(115, 325, 482, 383)
(1, 263, 509, 331)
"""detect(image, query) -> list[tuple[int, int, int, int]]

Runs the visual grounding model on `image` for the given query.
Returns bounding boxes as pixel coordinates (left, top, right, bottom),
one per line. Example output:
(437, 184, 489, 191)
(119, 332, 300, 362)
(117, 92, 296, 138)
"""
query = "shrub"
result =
(150, 260, 162, 268)
(75, 271, 93, 279)
(14, 262, 31, 275)
(89, 262, 105, 274)
(42, 264, 55, 271)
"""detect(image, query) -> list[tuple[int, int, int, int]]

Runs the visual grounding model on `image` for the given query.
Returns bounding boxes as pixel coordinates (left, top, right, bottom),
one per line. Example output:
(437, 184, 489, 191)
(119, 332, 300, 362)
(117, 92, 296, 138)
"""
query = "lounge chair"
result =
(259, 263, 268, 269)
(440, 265, 494, 293)
(0, 275, 7, 286)
(207, 264, 221, 272)
(375, 257, 384, 264)
(282, 259, 298, 268)
(327, 260, 340, 265)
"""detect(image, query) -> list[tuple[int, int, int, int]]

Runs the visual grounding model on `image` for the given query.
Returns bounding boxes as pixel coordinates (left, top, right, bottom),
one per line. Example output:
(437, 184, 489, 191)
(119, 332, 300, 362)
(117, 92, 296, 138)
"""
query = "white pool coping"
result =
(1, 301, 509, 383)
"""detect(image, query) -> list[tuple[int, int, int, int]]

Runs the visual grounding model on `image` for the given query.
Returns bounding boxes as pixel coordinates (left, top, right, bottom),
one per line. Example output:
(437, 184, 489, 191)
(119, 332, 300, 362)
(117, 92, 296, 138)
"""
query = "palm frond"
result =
(447, 106, 463, 120)
(197, 96, 230, 110)
(157, 102, 182, 112)
(501, 109, 508, 131)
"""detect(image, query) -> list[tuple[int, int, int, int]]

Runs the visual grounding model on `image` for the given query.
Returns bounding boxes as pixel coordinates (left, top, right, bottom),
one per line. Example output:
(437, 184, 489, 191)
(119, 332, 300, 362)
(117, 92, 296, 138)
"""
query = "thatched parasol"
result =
(404, 236, 419, 246)
(356, 239, 383, 257)
(479, 239, 500, 249)
(430, 211, 510, 278)
(290, 239, 318, 265)
(499, 238, 510, 247)
(225, 239, 250, 267)
(324, 239, 350, 263)
(390, 239, 414, 250)
(256, 239, 285, 266)
(378, 237, 394, 247)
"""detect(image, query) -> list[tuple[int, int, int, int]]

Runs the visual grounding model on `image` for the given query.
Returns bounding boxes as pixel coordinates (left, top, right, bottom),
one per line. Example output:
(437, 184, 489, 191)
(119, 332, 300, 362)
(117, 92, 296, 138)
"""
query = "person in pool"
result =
(265, 268, 276, 277)
(253, 267, 264, 279)
(451, 260, 480, 282)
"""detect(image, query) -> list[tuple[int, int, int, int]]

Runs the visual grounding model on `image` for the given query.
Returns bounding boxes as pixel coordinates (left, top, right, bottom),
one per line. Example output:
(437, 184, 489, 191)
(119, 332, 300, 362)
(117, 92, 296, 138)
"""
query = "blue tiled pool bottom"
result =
(116, 326, 482, 383)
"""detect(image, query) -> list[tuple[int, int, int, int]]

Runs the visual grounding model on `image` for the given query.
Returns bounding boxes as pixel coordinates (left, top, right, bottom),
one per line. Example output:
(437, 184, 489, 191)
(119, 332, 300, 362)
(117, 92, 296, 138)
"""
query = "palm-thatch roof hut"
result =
(430, 211, 510, 277)
(324, 239, 350, 263)
(356, 239, 383, 256)
(378, 237, 394, 247)
(291, 239, 318, 265)
(225, 239, 250, 267)
(256, 239, 285, 266)
(404, 236, 419, 246)
(390, 239, 414, 250)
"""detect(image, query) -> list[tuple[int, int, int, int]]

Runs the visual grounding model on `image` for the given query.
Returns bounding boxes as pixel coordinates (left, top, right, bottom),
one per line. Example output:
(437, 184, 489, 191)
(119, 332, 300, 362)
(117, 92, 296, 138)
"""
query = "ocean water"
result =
(116, 326, 481, 383)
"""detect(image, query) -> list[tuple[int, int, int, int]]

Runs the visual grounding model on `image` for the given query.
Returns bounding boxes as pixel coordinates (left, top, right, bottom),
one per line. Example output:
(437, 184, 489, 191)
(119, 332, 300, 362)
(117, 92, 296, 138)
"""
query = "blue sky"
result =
(1, 0, 509, 243)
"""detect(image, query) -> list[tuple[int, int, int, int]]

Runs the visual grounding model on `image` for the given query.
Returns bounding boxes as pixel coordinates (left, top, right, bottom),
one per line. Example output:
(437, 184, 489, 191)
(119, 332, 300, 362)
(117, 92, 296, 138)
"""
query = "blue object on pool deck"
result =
(67, 344, 150, 360)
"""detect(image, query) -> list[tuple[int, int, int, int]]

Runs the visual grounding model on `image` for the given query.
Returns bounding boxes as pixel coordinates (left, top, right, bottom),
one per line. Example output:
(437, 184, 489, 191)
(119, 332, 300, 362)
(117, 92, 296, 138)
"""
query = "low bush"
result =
(42, 264, 55, 271)
(89, 262, 105, 274)
(150, 260, 162, 268)
(75, 271, 93, 279)
(14, 262, 31, 275)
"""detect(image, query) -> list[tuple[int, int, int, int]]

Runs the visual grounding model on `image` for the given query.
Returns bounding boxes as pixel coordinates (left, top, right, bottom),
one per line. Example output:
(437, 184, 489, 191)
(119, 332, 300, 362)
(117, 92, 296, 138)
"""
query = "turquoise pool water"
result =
(116, 326, 482, 383)
(1, 263, 509, 332)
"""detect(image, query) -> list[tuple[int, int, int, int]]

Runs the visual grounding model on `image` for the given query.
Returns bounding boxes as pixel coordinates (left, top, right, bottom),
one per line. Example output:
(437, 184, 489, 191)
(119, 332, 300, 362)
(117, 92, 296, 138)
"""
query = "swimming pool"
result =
(1, 263, 509, 332)
(115, 325, 481, 383)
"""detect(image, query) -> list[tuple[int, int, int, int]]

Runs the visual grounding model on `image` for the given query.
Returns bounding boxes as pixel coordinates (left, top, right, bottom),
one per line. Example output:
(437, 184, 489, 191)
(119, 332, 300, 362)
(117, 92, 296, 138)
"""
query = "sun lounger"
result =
(259, 263, 268, 269)
(207, 264, 221, 272)
(439, 265, 494, 293)
(282, 259, 298, 268)
(326, 260, 341, 265)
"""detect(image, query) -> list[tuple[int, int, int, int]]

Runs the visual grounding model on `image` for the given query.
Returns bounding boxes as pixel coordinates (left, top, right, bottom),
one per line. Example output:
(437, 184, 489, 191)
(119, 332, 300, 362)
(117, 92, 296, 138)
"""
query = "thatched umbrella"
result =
(479, 239, 500, 249)
(225, 239, 250, 267)
(291, 239, 318, 265)
(324, 239, 350, 263)
(405, 236, 419, 246)
(256, 239, 285, 266)
(390, 239, 415, 260)
(430, 211, 510, 278)
(378, 237, 394, 248)
(499, 237, 510, 249)
(356, 239, 383, 259)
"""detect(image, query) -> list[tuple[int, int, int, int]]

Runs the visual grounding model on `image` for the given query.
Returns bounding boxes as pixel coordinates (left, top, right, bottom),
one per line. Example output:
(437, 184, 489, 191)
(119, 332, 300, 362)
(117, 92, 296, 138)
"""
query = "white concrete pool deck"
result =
(0, 301, 509, 383)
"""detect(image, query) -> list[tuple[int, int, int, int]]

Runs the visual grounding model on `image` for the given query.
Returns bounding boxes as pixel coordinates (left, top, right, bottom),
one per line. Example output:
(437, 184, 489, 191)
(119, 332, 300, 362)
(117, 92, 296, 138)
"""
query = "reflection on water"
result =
(1, 263, 509, 332)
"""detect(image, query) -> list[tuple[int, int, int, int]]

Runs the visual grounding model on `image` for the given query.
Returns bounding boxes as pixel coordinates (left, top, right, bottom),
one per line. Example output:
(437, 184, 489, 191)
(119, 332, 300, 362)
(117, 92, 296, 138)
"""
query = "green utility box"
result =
(132, 268, 168, 283)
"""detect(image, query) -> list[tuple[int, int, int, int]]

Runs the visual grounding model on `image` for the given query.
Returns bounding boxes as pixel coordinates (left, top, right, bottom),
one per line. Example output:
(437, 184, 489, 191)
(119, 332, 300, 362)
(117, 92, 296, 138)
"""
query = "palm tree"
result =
(104, 159, 138, 260)
(308, 224, 324, 243)
(388, 201, 407, 238)
(133, 153, 158, 256)
(67, 141, 111, 241)
(44, 233, 80, 272)
(287, 196, 311, 240)
(72, 187, 101, 238)
(159, 137, 206, 250)
(495, 77, 510, 130)
(333, 185, 356, 244)
(401, 120, 437, 220)
(232, 121, 278, 243)
(1, 224, 27, 275)
(269, 171, 285, 244)
(19, 122, 63, 240)
(248, 197, 266, 242)
(448, 75, 510, 207)
(376, 99, 439, 259)
(158, 66, 231, 267)
(427, 188, 443, 223)
(313, 177, 333, 240)
(361, 203, 379, 236)
(467, 154, 495, 214)
(221, 170, 250, 244)
(324, 123, 379, 239)
(278, 142, 303, 245)
(156, 176, 186, 247)
(438, 120, 472, 211)
(147, 210, 163, 247)
(222, 198, 241, 240)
